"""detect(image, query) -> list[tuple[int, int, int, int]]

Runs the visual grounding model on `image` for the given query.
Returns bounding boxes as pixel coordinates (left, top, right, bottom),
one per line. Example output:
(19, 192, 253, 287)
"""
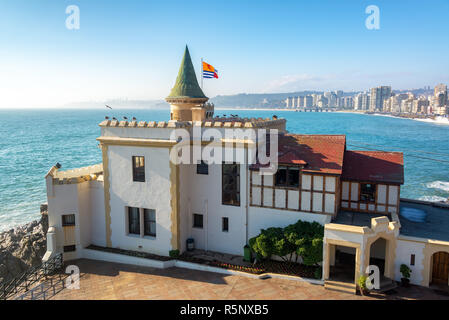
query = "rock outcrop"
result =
(0, 211, 48, 284)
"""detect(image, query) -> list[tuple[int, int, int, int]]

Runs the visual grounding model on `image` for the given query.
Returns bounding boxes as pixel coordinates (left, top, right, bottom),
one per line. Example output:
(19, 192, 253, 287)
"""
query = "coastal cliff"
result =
(0, 206, 48, 284)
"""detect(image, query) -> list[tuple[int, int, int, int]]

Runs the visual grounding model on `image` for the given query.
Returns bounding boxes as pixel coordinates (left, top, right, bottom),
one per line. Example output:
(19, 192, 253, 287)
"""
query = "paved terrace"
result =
(50, 259, 447, 300)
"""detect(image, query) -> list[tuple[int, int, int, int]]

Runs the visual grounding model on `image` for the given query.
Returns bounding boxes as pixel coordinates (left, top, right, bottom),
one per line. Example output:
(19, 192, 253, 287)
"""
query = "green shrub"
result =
(314, 266, 323, 280)
(169, 250, 180, 258)
(358, 275, 368, 291)
(249, 220, 324, 265)
(400, 264, 411, 279)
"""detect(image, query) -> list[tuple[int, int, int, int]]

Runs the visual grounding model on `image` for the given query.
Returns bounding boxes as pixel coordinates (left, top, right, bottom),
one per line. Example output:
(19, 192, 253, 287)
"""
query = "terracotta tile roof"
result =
(251, 134, 346, 175)
(341, 150, 404, 184)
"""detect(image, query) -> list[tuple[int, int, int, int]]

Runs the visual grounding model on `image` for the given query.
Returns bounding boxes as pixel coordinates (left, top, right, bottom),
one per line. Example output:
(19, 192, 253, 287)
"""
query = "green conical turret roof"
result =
(167, 46, 207, 99)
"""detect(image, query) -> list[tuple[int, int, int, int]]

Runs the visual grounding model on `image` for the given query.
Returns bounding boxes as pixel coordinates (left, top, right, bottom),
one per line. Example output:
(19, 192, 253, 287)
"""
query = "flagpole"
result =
(201, 58, 203, 89)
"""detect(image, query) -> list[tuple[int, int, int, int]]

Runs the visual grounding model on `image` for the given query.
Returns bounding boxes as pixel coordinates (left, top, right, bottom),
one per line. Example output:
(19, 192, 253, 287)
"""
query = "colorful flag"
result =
(202, 61, 218, 79)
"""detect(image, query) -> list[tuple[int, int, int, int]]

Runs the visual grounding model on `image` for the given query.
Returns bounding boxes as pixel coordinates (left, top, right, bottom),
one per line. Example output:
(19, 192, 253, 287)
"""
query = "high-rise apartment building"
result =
(370, 86, 392, 111)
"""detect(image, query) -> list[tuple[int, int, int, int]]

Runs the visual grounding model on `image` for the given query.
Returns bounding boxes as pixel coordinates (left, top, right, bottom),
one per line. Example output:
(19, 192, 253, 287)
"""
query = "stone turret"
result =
(166, 46, 209, 121)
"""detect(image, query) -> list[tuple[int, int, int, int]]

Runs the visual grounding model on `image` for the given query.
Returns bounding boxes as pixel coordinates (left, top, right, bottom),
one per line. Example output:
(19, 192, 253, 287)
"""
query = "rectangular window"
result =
(63, 245, 76, 252)
(275, 166, 299, 188)
(144, 209, 156, 237)
(132, 156, 145, 182)
(197, 160, 209, 175)
(360, 183, 376, 202)
(62, 214, 75, 227)
(410, 254, 415, 266)
(222, 217, 229, 232)
(128, 207, 140, 235)
(222, 163, 240, 206)
(193, 214, 203, 229)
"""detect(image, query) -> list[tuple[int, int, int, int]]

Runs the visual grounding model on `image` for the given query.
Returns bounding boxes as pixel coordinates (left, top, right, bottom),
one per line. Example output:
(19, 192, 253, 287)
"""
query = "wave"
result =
(426, 181, 449, 193)
(418, 195, 448, 202)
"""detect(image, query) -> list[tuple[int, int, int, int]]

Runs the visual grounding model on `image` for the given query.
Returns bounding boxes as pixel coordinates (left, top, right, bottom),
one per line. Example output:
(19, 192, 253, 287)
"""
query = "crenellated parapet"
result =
(99, 117, 286, 131)
(46, 163, 104, 185)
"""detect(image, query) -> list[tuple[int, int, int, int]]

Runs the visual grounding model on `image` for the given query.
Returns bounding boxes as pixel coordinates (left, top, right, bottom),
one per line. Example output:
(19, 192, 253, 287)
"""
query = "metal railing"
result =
(0, 253, 63, 300)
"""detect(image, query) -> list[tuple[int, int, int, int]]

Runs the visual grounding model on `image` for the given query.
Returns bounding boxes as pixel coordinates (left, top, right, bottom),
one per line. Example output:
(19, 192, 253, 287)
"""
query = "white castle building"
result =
(43, 46, 449, 293)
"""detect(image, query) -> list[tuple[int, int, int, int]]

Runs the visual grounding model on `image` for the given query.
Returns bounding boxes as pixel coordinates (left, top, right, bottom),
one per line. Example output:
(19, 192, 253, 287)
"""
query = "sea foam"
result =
(418, 195, 448, 202)
(426, 181, 449, 193)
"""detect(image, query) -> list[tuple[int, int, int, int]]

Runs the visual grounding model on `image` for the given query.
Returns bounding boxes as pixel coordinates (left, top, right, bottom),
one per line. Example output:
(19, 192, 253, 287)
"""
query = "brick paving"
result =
(49, 259, 449, 300)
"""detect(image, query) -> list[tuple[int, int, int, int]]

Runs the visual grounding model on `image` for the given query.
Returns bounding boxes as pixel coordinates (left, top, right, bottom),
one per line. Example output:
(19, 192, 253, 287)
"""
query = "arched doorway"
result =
(369, 238, 387, 276)
(432, 252, 449, 286)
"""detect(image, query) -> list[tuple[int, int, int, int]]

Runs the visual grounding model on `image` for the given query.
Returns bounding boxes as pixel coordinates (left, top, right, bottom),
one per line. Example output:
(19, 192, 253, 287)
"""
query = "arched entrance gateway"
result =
(431, 252, 449, 287)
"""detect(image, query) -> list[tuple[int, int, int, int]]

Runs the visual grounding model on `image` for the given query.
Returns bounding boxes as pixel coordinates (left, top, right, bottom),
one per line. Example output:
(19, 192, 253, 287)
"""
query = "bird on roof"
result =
(106, 105, 112, 109)
(105, 116, 109, 120)
(132, 117, 137, 121)
(112, 117, 117, 120)
(123, 116, 128, 120)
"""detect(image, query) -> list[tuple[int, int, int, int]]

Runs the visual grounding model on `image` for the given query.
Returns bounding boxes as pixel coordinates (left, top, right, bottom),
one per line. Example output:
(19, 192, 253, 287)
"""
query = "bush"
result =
(314, 266, 323, 280)
(169, 250, 180, 258)
(358, 275, 368, 291)
(248, 220, 324, 265)
(400, 264, 411, 279)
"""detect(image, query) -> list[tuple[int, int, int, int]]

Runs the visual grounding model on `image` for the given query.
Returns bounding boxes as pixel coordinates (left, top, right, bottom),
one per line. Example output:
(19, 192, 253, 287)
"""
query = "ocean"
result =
(0, 108, 448, 232)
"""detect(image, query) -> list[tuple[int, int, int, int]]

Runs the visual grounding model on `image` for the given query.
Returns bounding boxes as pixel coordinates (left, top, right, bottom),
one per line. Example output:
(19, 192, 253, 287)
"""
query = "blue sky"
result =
(0, 0, 448, 107)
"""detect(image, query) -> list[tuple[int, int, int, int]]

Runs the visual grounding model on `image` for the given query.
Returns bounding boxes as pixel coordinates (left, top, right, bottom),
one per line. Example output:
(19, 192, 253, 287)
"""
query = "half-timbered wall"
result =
(340, 181, 400, 214)
(250, 170, 339, 216)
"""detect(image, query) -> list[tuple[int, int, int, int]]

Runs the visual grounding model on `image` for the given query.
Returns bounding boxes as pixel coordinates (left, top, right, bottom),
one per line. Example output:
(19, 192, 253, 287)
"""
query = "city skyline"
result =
(1, 0, 449, 108)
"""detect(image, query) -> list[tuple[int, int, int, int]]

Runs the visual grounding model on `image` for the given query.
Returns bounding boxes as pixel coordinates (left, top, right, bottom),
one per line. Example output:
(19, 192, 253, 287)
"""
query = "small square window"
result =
(275, 166, 287, 186)
(62, 214, 75, 227)
(132, 156, 145, 182)
(63, 245, 76, 252)
(222, 217, 229, 232)
(410, 254, 415, 266)
(193, 214, 203, 229)
(197, 161, 209, 175)
(360, 183, 376, 202)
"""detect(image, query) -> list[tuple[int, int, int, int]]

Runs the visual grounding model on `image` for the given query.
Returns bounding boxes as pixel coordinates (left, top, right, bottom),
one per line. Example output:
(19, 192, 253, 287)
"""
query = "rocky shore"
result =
(0, 205, 48, 284)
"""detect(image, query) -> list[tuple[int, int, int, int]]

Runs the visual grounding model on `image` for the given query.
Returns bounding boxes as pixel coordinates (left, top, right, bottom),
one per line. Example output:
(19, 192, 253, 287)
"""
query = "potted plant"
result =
(357, 275, 370, 296)
(400, 264, 412, 287)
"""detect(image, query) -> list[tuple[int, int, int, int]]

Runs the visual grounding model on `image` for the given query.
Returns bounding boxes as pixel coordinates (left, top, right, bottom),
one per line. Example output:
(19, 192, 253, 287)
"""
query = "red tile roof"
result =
(341, 150, 404, 184)
(250, 134, 346, 174)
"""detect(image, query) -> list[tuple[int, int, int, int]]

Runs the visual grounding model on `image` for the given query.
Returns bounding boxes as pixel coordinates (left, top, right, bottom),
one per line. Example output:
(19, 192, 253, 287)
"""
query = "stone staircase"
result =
(324, 280, 357, 294)
(371, 276, 398, 293)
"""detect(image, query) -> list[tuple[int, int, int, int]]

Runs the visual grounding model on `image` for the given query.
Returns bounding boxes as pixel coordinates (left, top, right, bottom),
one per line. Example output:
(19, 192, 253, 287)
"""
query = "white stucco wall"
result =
(89, 180, 106, 247)
(107, 145, 173, 256)
(179, 162, 247, 256)
(46, 178, 106, 261)
(249, 207, 331, 240)
(394, 238, 425, 285)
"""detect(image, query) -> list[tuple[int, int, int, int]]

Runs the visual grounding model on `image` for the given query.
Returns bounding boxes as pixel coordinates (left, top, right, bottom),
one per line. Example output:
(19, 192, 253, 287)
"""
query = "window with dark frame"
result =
(193, 213, 203, 228)
(410, 254, 415, 266)
(222, 163, 240, 206)
(128, 207, 140, 235)
(144, 209, 156, 237)
(197, 160, 209, 175)
(63, 245, 76, 252)
(132, 156, 145, 182)
(360, 183, 376, 202)
(222, 217, 229, 232)
(62, 214, 76, 227)
(275, 166, 299, 188)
